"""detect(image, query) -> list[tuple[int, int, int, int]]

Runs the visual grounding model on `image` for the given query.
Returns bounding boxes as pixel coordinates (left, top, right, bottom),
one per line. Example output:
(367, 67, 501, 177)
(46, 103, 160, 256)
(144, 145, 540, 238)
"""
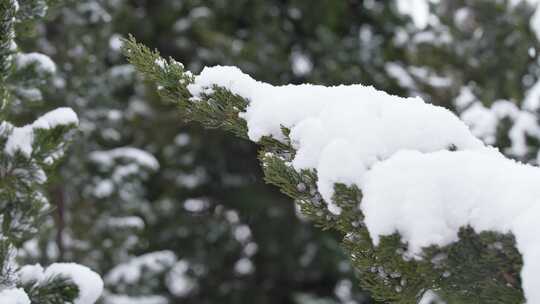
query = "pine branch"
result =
(123, 37, 526, 304)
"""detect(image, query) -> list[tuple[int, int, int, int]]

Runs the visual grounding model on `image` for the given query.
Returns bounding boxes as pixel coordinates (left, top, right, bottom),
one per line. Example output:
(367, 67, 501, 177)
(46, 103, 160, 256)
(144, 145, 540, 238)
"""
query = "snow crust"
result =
(4, 107, 78, 157)
(0, 288, 30, 304)
(188, 66, 540, 303)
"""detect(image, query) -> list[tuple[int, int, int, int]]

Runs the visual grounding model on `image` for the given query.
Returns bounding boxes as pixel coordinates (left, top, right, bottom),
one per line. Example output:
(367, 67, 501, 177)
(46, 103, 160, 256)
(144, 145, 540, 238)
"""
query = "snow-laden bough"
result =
(188, 66, 540, 303)
(17, 263, 103, 304)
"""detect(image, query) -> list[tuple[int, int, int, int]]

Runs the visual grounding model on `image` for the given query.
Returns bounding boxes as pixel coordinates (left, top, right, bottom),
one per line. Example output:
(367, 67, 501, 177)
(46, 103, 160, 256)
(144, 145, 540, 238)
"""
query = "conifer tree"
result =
(0, 0, 102, 303)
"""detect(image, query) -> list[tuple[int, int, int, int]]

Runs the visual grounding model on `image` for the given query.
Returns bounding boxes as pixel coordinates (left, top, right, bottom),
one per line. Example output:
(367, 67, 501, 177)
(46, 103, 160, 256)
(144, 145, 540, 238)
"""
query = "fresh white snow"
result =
(18, 264, 45, 284)
(15, 52, 57, 74)
(166, 260, 196, 297)
(188, 66, 484, 213)
(188, 65, 540, 303)
(89, 147, 159, 170)
(396, 0, 431, 29)
(16, 263, 103, 304)
(4, 107, 78, 157)
(456, 84, 540, 161)
(0, 288, 30, 304)
(418, 289, 445, 304)
(44, 263, 103, 304)
(105, 251, 177, 285)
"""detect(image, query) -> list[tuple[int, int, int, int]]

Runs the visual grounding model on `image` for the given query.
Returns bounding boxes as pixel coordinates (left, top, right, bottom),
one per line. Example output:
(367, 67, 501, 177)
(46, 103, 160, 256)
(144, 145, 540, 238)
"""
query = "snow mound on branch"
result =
(89, 147, 159, 170)
(188, 66, 484, 212)
(4, 107, 78, 157)
(105, 251, 177, 285)
(0, 288, 30, 304)
(363, 149, 540, 301)
(17, 263, 103, 304)
(18, 264, 45, 284)
(33, 107, 79, 130)
(15, 52, 56, 74)
(188, 65, 540, 303)
(43, 263, 103, 304)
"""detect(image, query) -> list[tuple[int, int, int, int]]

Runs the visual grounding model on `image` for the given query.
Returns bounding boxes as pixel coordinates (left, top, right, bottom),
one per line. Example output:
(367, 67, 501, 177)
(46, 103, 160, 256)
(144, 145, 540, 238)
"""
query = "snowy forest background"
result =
(4, 0, 540, 303)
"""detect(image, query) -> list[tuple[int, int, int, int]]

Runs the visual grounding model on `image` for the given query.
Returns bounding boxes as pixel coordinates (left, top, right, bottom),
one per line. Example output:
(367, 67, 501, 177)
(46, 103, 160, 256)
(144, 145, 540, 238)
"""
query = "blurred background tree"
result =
(13, 1, 411, 303)
(9, 0, 540, 303)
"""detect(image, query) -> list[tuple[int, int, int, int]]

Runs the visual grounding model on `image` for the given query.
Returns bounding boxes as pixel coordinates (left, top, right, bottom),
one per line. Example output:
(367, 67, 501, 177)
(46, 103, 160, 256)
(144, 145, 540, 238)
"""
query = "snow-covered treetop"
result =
(0, 2, 104, 303)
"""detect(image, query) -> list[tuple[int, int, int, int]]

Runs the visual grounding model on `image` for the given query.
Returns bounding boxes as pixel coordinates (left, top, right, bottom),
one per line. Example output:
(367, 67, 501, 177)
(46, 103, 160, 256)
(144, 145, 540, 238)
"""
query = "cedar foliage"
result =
(123, 37, 527, 304)
(0, 0, 80, 302)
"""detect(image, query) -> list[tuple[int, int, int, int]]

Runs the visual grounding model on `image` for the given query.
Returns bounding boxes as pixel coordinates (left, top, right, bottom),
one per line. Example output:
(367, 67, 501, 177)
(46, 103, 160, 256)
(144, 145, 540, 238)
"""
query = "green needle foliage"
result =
(124, 37, 527, 304)
(23, 276, 79, 304)
(0, 0, 82, 302)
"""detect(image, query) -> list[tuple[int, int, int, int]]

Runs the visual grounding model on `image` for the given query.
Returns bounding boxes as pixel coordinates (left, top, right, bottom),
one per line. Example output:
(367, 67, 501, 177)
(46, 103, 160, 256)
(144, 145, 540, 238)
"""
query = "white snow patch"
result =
(43, 263, 103, 304)
(109, 34, 123, 51)
(5, 125, 34, 157)
(105, 251, 176, 285)
(15, 52, 56, 74)
(385, 62, 415, 89)
(90, 147, 159, 170)
(290, 51, 313, 76)
(32, 107, 79, 130)
(94, 180, 114, 198)
(17, 263, 103, 304)
(361, 149, 540, 303)
(166, 260, 196, 297)
(183, 198, 207, 212)
(155, 58, 167, 70)
(523, 77, 540, 111)
(0, 288, 30, 304)
(531, 4, 540, 41)
(234, 258, 254, 275)
(418, 290, 445, 304)
(396, 0, 430, 29)
(18, 264, 45, 285)
(4, 108, 78, 157)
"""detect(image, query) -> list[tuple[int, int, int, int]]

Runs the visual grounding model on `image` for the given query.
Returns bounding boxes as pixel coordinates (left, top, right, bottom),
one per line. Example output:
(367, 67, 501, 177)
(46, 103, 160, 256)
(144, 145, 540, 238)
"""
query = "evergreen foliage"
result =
(17, 1, 388, 302)
(0, 1, 100, 303)
(123, 36, 530, 303)
(5, 1, 540, 303)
